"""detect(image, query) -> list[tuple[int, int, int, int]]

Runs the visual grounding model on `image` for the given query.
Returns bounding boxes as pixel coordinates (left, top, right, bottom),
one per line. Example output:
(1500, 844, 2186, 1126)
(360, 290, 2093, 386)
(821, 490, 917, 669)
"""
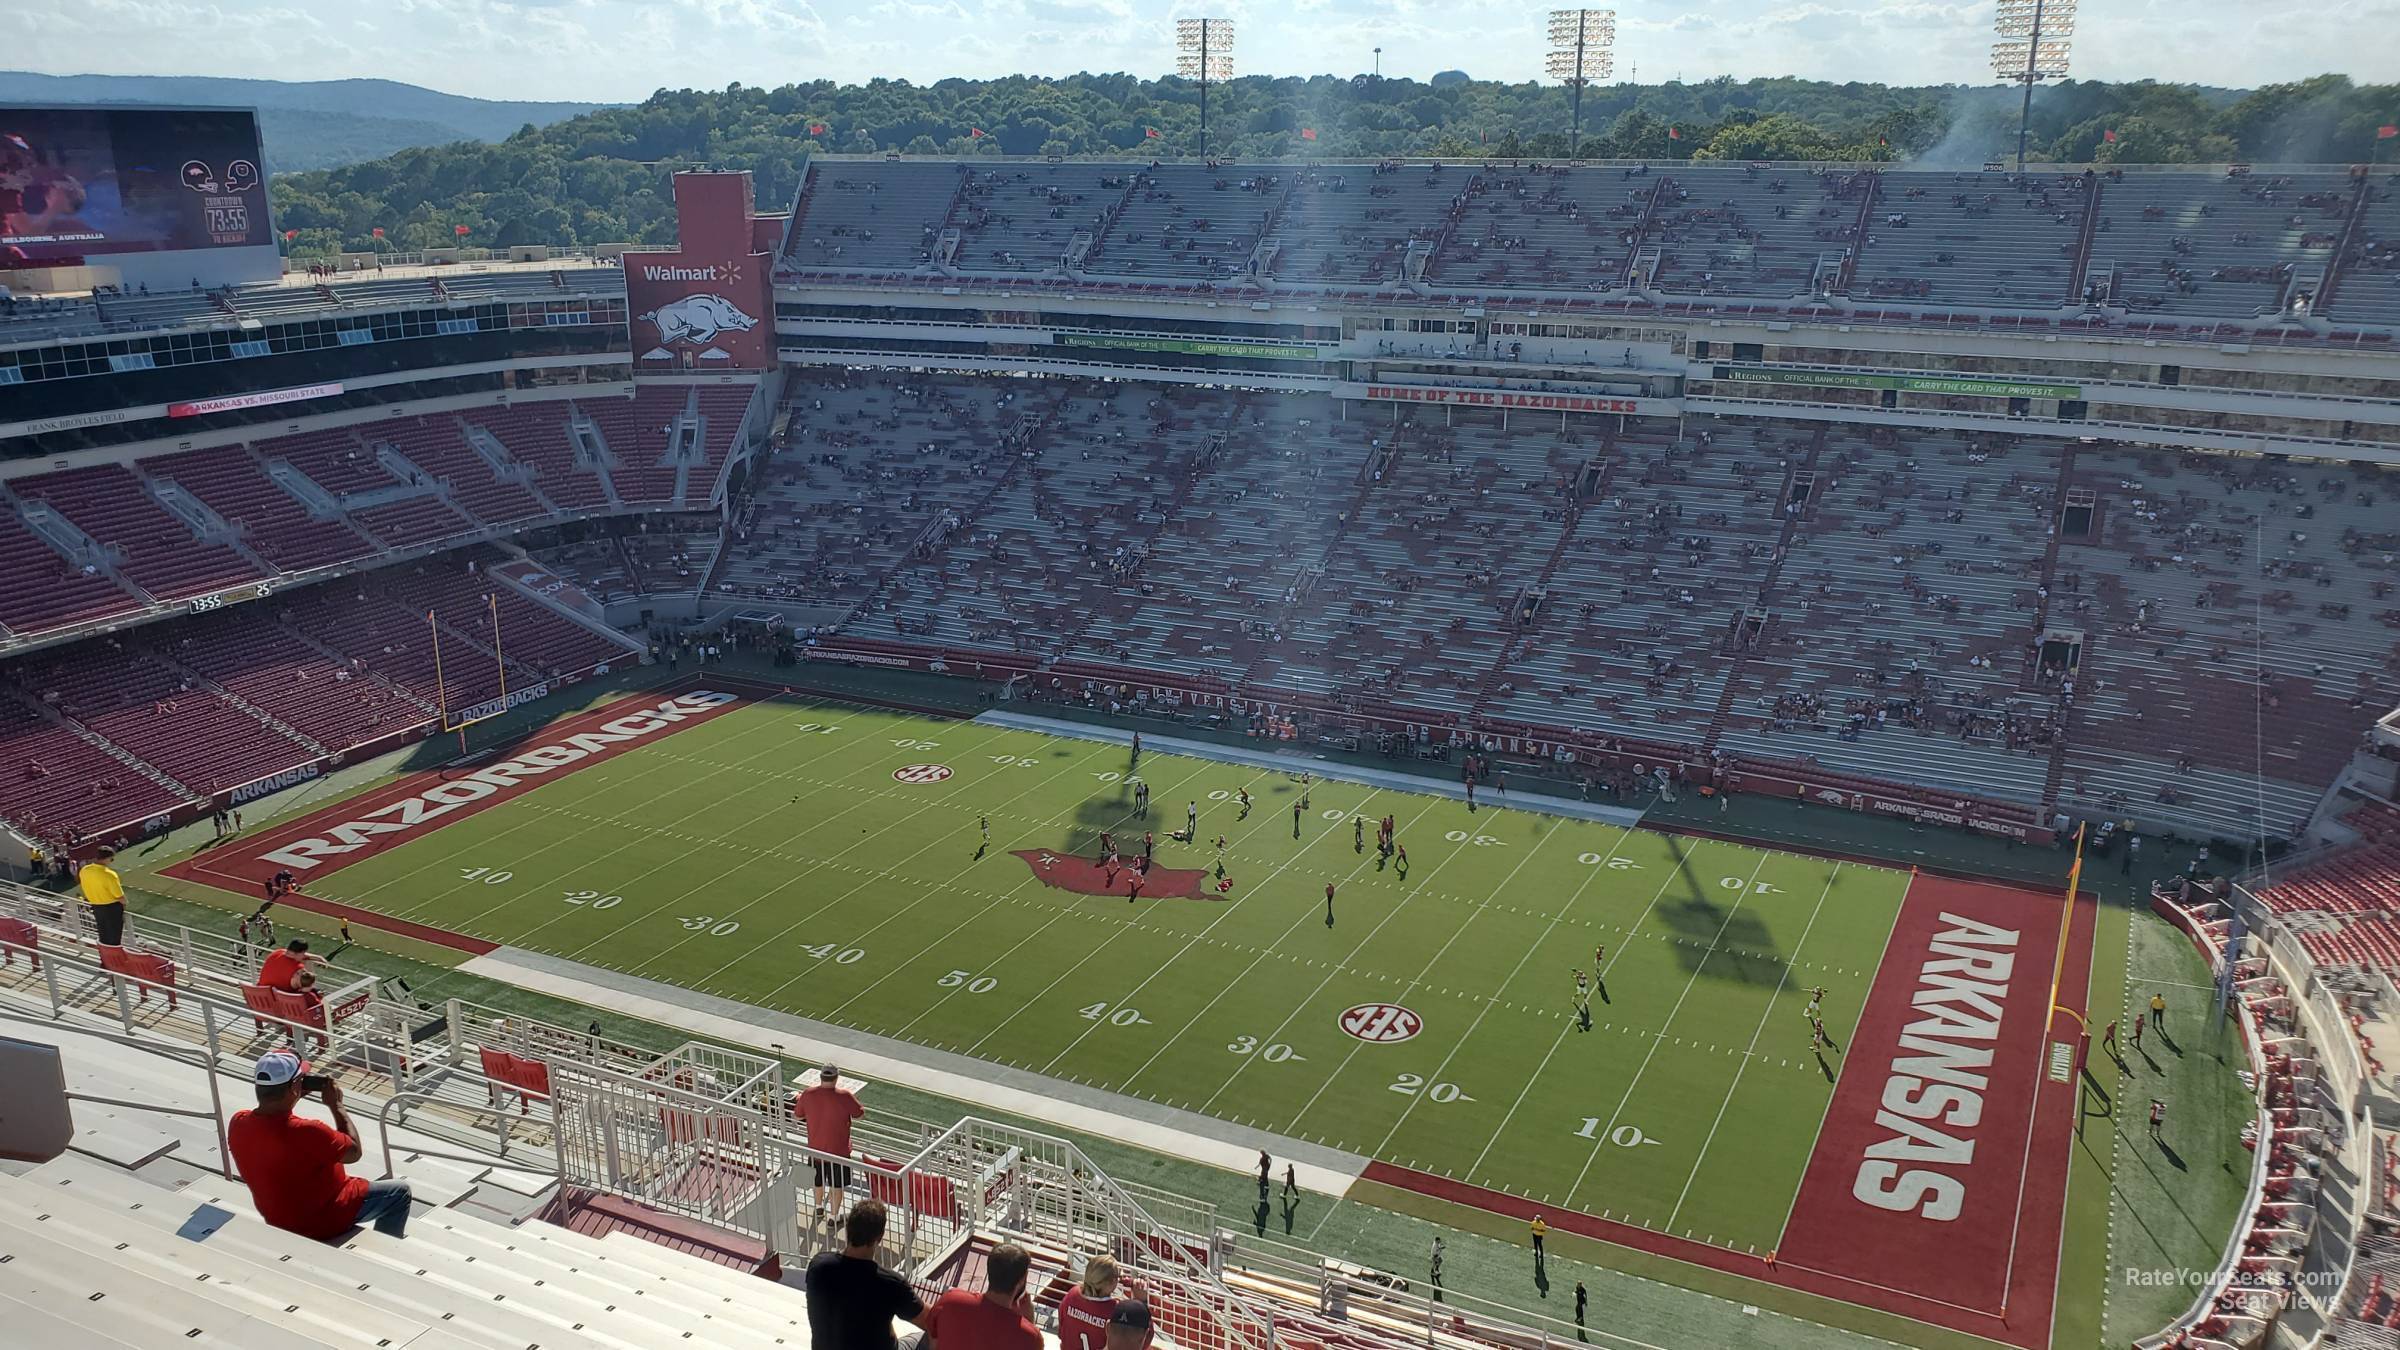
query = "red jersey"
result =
(1056, 1289, 1117, 1350)
(228, 1109, 368, 1240)
(922, 1289, 1042, 1350)
(794, 1083, 863, 1157)
(257, 949, 305, 991)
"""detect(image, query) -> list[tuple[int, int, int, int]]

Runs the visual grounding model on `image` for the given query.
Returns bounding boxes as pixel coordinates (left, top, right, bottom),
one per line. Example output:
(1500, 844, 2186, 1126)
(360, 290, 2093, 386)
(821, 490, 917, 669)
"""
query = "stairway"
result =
(150, 649, 333, 756)
(8, 685, 194, 799)
(1700, 424, 1826, 754)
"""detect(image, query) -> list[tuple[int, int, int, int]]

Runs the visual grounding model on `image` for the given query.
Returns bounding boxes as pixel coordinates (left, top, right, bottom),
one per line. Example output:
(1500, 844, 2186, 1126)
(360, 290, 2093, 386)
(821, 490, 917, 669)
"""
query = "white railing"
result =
(0, 876, 1632, 1350)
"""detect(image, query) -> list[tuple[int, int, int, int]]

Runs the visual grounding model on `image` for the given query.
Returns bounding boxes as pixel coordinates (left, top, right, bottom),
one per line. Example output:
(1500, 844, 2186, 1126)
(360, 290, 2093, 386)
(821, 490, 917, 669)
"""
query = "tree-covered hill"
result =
(265, 72, 2398, 256)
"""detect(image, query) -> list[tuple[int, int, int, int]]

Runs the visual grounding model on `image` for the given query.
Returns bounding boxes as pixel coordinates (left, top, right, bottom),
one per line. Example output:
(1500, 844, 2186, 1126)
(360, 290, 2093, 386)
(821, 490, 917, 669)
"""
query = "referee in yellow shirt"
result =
(79, 845, 127, 946)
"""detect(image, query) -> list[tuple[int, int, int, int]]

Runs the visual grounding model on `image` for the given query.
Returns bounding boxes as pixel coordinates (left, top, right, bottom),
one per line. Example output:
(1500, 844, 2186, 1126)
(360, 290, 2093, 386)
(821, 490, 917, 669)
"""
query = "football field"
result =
(169, 680, 2094, 1344)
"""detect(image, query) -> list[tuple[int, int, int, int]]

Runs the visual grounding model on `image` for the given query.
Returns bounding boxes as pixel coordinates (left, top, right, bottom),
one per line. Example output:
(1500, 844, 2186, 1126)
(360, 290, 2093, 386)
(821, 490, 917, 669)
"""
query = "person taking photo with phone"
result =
(228, 1048, 414, 1239)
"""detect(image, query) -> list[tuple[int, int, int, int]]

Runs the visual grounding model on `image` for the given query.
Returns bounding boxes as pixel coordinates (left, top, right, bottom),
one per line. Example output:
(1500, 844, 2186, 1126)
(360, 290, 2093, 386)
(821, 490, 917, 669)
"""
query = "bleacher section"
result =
(1268, 163, 1465, 286)
(1646, 165, 1867, 299)
(1086, 164, 1282, 280)
(770, 158, 2400, 329)
(0, 551, 640, 846)
(1433, 165, 1634, 291)
(2094, 171, 2347, 319)
(712, 372, 2400, 844)
(0, 510, 140, 636)
(0, 388, 755, 648)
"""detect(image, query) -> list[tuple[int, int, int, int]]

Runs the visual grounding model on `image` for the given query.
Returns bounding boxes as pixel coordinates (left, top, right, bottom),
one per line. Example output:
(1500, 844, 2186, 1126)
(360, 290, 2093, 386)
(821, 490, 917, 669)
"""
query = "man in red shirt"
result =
(794, 1065, 864, 1228)
(227, 1049, 413, 1239)
(256, 938, 322, 992)
(921, 1242, 1041, 1350)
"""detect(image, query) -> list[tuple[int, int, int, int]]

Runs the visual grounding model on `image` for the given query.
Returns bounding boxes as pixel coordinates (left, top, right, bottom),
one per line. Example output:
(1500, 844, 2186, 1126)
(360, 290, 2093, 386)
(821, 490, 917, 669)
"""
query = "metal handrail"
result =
(374, 1088, 544, 1183)
(0, 1004, 232, 1179)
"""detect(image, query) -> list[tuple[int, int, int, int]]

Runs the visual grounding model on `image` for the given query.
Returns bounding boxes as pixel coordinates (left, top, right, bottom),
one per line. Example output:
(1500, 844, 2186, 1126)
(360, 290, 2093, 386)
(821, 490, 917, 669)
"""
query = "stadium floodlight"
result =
(1546, 10, 1616, 158)
(1174, 18, 1236, 160)
(1992, 0, 2076, 172)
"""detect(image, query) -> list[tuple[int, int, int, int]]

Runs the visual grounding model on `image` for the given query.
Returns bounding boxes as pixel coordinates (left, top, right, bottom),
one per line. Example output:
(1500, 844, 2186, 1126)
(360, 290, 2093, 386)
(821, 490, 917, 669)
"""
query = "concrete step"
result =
(0, 1214, 328, 1350)
(20, 1155, 585, 1350)
(0, 1175, 431, 1349)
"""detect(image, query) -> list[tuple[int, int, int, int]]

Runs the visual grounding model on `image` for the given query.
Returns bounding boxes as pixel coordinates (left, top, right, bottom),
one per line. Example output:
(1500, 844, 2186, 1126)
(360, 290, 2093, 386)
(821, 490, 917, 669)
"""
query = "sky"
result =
(12, 0, 2399, 104)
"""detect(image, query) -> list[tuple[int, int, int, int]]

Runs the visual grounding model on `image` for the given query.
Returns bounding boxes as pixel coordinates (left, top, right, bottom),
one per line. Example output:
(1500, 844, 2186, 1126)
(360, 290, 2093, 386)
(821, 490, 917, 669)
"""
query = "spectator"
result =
(921, 1242, 1041, 1350)
(794, 1064, 864, 1228)
(1104, 1300, 1153, 1350)
(78, 843, 126, 946)
(257, 938, 322, 992)
(1059, 1255, 1145, 1350)
(804, 1200, 926, 1350)
(228, 1049, 413, 1240)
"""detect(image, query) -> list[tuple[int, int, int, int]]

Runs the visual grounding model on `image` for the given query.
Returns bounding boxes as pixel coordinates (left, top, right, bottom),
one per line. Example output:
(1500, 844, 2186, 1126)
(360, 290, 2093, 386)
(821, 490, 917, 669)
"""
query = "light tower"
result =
(1992, 0, 2076, 173)
(1545, 10, 1616, 159)
(1175, 18, 1236, 160)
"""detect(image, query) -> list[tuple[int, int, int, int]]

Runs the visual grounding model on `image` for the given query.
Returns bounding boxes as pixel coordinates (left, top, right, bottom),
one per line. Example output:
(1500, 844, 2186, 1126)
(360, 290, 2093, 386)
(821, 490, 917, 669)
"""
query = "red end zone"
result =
(162, 683, 754, 951)
(1367, 870, 2096, 1349)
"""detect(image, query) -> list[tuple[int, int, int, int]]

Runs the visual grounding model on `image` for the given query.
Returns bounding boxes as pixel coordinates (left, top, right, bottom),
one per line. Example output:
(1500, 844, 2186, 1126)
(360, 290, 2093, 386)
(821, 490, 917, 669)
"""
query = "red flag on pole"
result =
(809, 121, 829, 136)
(968, 127, 985, 139)
(371, 227, 385, 239)
(2380, 125, 2399, 140)
(2102, 129, 2118, 143)
(454, 224, 471, 236)
(1144, 126, 1161, 140)
(1300, 128, 1318, 141)
(1668, 126, 1682, 141)
(282, 229, 298, 241)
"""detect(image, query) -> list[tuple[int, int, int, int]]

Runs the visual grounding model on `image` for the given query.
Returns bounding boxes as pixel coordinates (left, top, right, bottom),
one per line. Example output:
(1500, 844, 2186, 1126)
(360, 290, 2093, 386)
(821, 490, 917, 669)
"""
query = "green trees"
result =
(264, 72, 2397, 255)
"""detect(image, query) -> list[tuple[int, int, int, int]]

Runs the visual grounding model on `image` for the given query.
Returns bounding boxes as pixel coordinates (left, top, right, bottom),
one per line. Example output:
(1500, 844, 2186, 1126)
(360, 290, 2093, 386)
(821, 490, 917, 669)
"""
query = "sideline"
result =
(463, 945, 1371, 1195)
(975, 710, 1648, 830)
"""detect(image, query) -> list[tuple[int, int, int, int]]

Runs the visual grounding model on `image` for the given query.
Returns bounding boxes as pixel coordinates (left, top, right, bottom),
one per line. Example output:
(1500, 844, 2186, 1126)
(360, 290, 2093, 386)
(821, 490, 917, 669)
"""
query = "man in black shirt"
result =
(805, 1200, 926, 1350)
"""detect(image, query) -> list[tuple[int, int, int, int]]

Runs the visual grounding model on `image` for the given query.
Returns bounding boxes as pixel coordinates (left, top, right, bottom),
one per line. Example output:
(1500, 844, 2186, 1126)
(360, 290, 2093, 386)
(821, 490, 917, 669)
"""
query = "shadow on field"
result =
(1650, 837, 1785, 983)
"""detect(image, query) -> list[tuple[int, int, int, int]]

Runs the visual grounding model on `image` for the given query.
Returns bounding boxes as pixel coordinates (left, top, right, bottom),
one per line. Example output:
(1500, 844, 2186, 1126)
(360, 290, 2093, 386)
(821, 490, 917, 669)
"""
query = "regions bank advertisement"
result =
(1, 106, 273, 266)
(624, 251, 773, 372)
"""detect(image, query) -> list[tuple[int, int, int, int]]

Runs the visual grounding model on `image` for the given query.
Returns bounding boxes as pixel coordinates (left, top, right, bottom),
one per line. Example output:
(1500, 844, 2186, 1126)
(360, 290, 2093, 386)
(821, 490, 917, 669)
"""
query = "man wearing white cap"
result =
(228, 1048, 414, 1239)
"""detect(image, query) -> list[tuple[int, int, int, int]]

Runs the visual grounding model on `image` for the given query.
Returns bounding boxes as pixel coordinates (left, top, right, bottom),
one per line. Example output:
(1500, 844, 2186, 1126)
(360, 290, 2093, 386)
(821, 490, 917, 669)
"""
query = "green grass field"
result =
(198, 691, 1918, 1252)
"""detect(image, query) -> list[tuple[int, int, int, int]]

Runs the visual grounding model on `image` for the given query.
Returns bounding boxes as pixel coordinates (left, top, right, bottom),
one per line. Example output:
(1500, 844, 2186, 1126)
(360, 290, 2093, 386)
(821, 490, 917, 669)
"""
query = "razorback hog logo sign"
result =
(645, 293, 758, 346)
(624, 249, 772, 371)
(259, 691, 739, 870)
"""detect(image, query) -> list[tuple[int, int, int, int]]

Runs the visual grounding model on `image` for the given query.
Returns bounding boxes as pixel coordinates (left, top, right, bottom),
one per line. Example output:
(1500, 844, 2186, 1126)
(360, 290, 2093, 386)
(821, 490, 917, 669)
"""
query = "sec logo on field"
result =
(894, 764, 954, 784)
(1339, 1003, 1422, 1043)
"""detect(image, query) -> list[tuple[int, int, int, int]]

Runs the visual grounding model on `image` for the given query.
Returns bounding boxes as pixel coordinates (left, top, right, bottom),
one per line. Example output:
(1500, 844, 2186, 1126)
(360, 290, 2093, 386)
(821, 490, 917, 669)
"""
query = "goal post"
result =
(430, 594, 513, 739)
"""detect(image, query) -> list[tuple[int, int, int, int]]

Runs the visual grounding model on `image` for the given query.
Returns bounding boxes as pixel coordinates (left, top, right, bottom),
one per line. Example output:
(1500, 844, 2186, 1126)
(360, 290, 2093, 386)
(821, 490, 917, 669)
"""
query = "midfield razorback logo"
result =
(258, 691, 740, 871)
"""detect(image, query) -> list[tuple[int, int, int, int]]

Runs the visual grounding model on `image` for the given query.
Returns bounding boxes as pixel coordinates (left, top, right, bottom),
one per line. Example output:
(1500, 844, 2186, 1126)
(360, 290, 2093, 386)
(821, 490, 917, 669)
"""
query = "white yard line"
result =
(330, 696, 866, 921)
(1193, 833, 1484, 1115)
(847, 754, 1258, 1037)
(1664, 863, 1841, 1228)
(1462, 839, 1704, 1180)
(723, 736, 1136, 1008)
(947, 765, 1316, 1058)
(1283, 821, 1579, 1132)
(1038, 794, 1392, 1078)
(1368, 824, 1636, 1161)
(1560, 853, 1770, 1204)
(476, 717, 1026, 952)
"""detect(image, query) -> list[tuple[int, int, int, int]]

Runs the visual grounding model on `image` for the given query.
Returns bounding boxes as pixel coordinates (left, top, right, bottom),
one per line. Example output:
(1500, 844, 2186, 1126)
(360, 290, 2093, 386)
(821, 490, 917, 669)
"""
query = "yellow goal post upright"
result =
(429, 593, 512, 753)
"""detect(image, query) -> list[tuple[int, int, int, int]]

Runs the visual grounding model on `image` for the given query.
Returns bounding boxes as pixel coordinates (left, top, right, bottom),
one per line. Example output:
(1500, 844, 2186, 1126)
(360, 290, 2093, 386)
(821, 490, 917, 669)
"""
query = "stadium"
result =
(1, 38, 2397, 1350)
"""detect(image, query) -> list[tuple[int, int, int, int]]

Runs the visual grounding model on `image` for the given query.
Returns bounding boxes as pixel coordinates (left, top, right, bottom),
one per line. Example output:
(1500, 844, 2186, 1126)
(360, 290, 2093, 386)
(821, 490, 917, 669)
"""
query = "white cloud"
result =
(7, 0, 2395, 102)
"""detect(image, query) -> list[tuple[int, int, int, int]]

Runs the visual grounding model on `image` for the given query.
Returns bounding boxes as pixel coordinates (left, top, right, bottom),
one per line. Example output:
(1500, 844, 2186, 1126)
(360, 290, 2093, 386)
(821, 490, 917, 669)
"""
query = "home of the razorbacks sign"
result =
(1340, 382, 1672, 417)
